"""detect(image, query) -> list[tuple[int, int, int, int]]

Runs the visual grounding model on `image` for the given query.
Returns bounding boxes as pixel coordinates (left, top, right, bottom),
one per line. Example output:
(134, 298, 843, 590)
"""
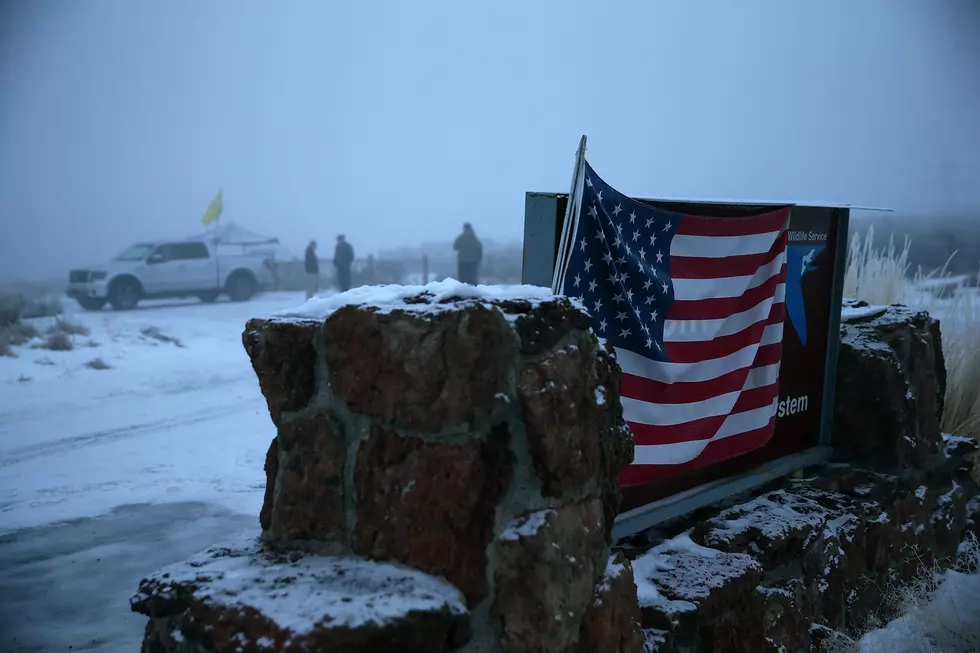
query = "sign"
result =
(523, 193, 849, 510)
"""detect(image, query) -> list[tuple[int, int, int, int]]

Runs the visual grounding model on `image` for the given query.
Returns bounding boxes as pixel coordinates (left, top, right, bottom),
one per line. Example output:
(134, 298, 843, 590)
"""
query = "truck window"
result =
(169, 242, 211, 260)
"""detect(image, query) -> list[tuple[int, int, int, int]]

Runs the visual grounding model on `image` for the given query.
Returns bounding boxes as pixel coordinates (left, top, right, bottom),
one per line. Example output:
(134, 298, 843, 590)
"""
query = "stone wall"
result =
(128, 287, 980, 653)
(130, 285, 640, 652)
(624, 301, 980, 652)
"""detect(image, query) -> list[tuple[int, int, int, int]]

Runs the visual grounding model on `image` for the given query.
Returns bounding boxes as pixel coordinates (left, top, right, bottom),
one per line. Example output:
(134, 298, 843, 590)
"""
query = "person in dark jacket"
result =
(453, 222, 483, 285)
(304, 240, 319, 299)
(334, 235, 355, 292)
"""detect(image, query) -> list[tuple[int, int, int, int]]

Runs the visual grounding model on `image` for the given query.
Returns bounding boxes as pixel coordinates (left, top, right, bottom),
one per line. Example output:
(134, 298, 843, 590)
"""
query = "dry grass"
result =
(37, 331, 73, 352)
(822, 535, 980, 653)
(84, 357, 111, 370)
(140, 326, 183, 348)
(19, 295, 63, 319)
(844, 226, 980, 440)
(47, 318, 89, 337)
(844, 225, 912, 305)
(0, 320, 41, 357)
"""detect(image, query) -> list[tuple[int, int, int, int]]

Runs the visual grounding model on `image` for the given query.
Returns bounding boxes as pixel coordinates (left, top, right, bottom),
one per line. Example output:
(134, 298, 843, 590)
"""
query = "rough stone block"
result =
(493, 499, 608, 653)
(631, 532, 763, 648)
(834, 301, 946, 470)
(266, 412, 347, 544)
(352, 425, 514, 606)
(243, 318, 319, 426)
(577, 553, 645, 653)
(692, 489, 832, 567)
(518, 342, 604, 498)
(322, 303, 517, 433)
(131, 535, 472, 653)
(259, 437, 278, 531)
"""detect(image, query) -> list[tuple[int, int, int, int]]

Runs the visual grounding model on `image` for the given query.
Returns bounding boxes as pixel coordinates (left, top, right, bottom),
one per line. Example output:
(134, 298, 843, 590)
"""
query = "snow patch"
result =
(631, 530, 760, 613)
(842, 303, 889, 322)
(273, 280, 556, 320)
(595, 385, 606, 405)
(134, 535, 467, 636)
(699, 490, 829, 549)
(643, 628, 668, 652)
(499, 509, 555, 542)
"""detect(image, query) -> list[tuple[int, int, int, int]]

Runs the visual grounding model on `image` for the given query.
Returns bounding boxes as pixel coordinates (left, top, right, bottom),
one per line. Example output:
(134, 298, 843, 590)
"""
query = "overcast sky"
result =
(1, 0, 978, 281)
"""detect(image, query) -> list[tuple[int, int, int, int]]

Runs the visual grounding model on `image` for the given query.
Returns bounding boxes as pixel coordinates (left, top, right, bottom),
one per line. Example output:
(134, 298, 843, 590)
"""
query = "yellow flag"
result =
(201, 189, 223, 226)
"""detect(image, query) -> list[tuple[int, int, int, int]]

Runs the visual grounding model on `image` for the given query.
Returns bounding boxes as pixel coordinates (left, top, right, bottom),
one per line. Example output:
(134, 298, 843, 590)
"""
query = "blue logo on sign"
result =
(785, 245, 824, 345)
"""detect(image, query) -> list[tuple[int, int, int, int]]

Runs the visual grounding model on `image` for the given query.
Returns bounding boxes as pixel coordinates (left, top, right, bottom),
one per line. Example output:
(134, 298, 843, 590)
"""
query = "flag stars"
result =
(632, 231, 640, 242)
(586, 176, 593, 187)
(588, 205, 598, 218)
(662, 282, 669, 293)
(613, 203, 623, 216)
(639, 248, 646, 260)
(588, 279, 598, 293)
(579, 238, 587, 252)
(663, 221, 672, 232)
(642, 279, 653, 291)
(597, 190, 604, 202)
(651, 309, 659, 322)
(583, 259, 593, 272)
(626, 289, 634, 302)
(655, 251, 664, 263)
(649, 233, 657, 246)
(594, 299, 603, 313)
(613, 236, 622, 248)
(645, 217, 655, 229)
(629, 211, 637, 223)
(595, 229, 606, 242)
(616, 311, 629, 323)
(645, 294, 656, 306)
(573, 274, 581, 287)
(598, 318, 607, 332)
(612, 292, 625, 304)
(602, 252, 613, 265)
(608, 272, 619, 286)
(646, 337, 654, 350)
(620, 328, 632, 338)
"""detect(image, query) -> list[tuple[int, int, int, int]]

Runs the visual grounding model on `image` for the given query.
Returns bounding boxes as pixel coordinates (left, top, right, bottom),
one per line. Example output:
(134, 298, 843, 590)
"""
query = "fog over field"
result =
(2, 0, 979, 284)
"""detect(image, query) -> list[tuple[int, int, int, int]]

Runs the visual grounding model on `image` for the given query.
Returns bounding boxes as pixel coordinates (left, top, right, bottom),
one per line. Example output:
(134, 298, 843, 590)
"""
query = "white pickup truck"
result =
(67, 238, 275, 311)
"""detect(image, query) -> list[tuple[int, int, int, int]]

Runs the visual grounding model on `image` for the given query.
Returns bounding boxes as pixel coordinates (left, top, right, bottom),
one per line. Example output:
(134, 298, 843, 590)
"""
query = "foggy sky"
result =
(1, 0, 978, 281)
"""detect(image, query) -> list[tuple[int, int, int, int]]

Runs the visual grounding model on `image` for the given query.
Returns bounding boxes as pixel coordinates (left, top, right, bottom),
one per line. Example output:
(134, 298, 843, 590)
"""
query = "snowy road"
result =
(0, 291, 316, 651)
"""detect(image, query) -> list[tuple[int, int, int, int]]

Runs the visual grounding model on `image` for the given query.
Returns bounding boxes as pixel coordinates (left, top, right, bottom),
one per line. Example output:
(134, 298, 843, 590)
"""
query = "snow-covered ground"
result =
(0, 293, 315, 535)
(1, 292, 321, 651)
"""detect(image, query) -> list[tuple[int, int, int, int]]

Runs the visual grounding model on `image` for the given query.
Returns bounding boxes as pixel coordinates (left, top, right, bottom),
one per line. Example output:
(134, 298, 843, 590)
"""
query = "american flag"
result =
(555, 161, 790, 487)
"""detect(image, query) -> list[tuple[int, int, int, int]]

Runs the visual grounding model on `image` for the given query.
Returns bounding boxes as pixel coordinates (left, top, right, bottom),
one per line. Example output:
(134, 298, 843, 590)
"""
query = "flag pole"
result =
(552, 135, 588, 293)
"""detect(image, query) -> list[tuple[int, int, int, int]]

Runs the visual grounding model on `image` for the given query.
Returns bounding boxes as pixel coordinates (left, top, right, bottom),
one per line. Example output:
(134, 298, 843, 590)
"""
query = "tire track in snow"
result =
(0, 401, 260, 468)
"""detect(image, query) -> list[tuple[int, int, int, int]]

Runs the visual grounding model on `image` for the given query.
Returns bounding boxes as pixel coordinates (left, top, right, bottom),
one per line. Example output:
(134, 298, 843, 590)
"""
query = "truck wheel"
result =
(197, 291, 220, 303)
(77, 297, 107, 311)
(226, 272, 256, 302)
(109, 278, 141, 311)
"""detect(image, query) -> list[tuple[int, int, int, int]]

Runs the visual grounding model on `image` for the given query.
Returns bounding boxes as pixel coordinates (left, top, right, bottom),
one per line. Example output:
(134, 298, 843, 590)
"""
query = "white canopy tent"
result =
(186, 222, 297, 261)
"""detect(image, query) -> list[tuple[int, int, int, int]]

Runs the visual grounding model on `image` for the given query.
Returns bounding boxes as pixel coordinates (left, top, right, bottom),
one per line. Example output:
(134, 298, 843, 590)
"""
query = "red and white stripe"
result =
(617, 208, 790, 487)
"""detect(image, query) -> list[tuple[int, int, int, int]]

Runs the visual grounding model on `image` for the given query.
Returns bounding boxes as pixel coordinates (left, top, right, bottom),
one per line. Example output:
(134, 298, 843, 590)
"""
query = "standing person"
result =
(453, 222, 483, 285)
(304, 240, 319, 300)
(334, 235, 355, 292)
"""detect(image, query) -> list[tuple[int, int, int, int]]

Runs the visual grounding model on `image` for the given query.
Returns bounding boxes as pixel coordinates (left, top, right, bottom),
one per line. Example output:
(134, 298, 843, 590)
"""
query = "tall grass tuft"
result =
(843, 225, 912, 306)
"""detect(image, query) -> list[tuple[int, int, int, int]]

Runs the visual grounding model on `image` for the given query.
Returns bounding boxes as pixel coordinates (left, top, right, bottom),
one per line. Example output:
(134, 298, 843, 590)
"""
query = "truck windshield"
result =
(115, 244, 155, 261)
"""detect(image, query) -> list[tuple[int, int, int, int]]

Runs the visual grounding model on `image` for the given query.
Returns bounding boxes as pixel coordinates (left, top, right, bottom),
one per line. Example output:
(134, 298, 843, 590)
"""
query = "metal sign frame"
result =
(522, 191, 851, 540)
